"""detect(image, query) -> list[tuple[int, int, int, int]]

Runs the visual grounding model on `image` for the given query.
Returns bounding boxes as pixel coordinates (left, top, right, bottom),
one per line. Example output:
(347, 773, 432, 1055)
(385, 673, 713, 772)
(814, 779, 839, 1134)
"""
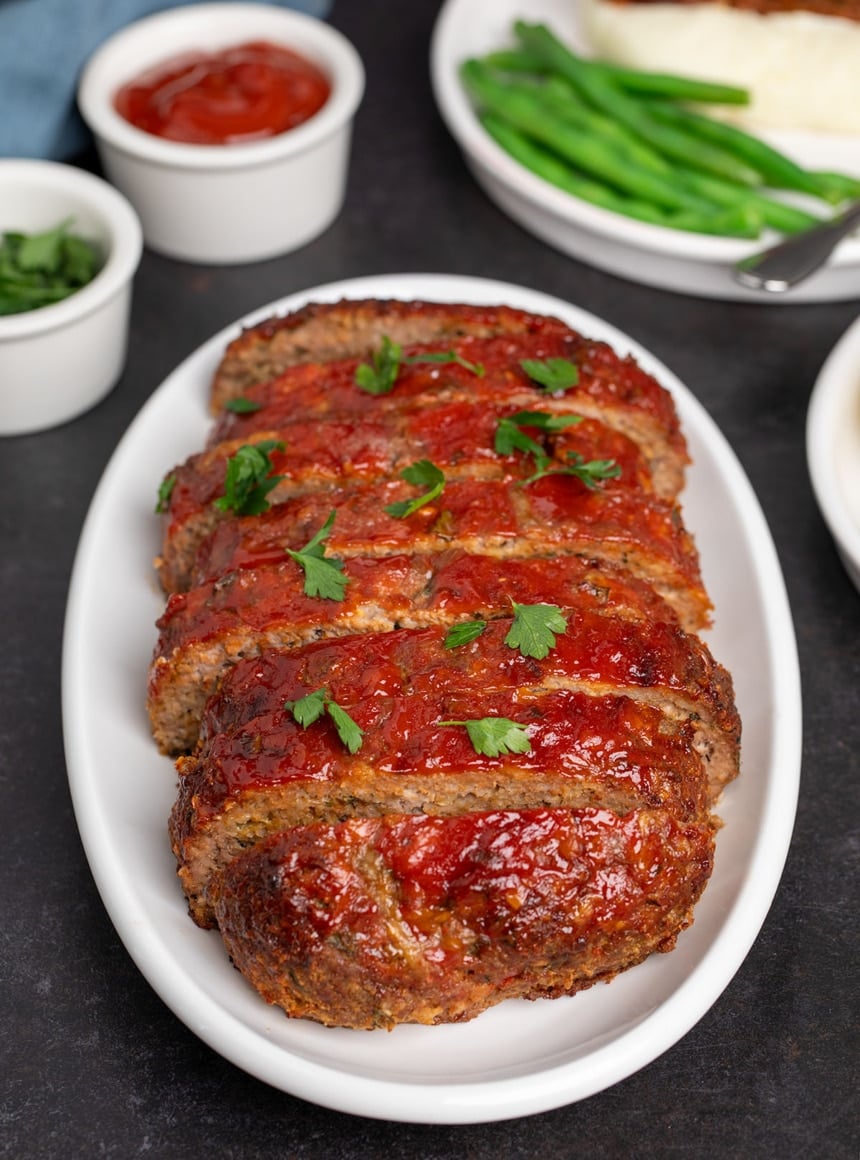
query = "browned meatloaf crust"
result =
(215, 808, 715, 1030)
(150, 296, 740, 1030)
(210, 298, 588, 411)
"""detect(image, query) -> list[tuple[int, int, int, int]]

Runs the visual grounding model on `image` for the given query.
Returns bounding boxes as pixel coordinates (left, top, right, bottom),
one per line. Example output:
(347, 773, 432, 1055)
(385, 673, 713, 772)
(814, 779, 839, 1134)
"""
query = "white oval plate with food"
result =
(807, 313, 860, 593)
(431, 0, 860, 302)
(62, 273, 801, 1124)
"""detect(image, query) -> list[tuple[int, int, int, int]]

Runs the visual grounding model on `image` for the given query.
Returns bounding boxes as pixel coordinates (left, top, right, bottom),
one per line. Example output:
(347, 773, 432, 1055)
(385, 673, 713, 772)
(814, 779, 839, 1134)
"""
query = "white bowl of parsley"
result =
(0, 159, 142, 436)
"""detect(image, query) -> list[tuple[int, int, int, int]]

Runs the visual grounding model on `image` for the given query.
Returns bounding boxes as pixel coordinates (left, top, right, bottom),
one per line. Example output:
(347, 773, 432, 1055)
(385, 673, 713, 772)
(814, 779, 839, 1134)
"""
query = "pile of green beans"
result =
(461, 21, 860, 239)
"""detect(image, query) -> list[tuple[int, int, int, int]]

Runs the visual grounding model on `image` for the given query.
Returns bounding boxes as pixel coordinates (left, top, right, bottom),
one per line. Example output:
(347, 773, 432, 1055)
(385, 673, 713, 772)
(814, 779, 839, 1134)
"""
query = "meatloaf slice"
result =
(158, 415, 674, 594)
(206, 329, 687, 499)
(183, 428, 650, 588)
(148, 538, 719, 754)
(214, 806, 715, 1029)
(172, 681, 712, 927)
(186, 614, 740, 798)
(210, 297, 580, 410)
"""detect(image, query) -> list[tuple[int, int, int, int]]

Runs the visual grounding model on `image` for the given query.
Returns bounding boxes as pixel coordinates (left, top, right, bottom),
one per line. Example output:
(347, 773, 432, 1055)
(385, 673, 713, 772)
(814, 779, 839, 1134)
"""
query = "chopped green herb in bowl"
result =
(0, 218, 101, 316)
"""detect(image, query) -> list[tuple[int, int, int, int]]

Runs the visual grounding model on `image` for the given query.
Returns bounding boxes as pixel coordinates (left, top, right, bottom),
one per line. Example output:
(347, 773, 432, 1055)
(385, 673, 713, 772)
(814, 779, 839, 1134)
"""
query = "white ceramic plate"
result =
(807, 313, 860, 593)
(430, 0, 860, 302)
(62, 274, 801, 1124)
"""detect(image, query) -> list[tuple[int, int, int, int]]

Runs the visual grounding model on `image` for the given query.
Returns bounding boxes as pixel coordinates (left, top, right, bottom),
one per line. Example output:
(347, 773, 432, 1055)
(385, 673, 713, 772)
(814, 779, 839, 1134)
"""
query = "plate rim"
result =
(61, 272, 802, 1124)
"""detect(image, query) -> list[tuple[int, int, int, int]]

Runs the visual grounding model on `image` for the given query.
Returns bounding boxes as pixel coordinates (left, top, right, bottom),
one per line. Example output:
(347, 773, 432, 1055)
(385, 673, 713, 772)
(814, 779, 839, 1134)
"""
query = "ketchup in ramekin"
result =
(113, 41, 331, 145)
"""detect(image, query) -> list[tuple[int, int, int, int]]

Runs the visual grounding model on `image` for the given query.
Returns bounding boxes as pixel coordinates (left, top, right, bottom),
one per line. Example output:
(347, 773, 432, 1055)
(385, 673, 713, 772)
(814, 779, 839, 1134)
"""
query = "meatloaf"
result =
(151, 296, 740, 1030)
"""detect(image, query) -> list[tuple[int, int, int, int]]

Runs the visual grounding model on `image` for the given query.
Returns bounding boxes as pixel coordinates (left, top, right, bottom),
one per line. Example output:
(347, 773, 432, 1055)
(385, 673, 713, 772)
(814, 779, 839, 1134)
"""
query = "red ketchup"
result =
(113, 40, 331, 145)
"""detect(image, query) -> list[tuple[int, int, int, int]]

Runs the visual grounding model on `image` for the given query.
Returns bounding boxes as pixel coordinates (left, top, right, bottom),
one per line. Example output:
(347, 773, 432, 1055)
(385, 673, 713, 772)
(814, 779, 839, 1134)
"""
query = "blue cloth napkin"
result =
(0, 0, 333, 160)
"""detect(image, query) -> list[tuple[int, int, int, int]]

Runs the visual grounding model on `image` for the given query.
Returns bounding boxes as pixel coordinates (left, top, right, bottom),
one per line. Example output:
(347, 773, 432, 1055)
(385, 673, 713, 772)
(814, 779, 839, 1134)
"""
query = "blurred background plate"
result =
(430, 0, 860, 302)
(807, 313, 860, 593)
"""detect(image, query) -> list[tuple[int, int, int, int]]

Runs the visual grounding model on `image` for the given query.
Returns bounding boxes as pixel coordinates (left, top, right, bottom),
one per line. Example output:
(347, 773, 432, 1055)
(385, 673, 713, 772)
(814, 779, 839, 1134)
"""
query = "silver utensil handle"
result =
(734, 201, 860, 293)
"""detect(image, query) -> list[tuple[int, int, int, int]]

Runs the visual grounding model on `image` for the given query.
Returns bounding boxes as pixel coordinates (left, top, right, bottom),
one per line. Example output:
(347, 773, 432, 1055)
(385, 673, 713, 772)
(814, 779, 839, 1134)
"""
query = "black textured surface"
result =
(3, 2, 859, 1156)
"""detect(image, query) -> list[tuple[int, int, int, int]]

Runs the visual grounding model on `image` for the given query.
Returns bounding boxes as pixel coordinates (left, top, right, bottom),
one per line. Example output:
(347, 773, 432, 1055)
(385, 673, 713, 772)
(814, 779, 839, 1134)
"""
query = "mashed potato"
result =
(581, 0, 860, 136)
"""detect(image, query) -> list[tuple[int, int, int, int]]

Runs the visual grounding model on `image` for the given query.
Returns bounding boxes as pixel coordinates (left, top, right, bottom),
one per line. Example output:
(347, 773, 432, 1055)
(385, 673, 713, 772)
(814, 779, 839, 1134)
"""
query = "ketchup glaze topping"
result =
(113, 41, 331, 145)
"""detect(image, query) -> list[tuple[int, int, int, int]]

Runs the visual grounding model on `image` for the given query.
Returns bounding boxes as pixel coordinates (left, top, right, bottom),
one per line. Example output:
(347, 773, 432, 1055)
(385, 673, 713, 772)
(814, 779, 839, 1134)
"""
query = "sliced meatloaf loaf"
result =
(149, 295, 739, 1030)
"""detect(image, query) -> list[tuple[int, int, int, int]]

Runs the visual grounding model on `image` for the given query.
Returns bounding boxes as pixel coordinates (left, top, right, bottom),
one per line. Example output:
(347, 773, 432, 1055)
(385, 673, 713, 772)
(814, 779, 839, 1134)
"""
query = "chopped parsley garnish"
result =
(520, 357, 579, 393)
(494, 410, 582, 458)
(285, 510, 347, 600)
(405, 350, 485, 376)
(284, 687, 364, 753)
(443, 619, 488, 648)
(525, 453, 622, 489)
(355, 335, 402, 395)
(355, 336, 485, 394)
(0, 218, 99, 316)
(504, 601, 568, 659)
(223, 396, 263, 413)
(155, 473, 177, 514)
(439, 717, 532, 758)
(494, 412, 620, 489)
(384, 459, 446, 519)
(214, 440, 285, 516)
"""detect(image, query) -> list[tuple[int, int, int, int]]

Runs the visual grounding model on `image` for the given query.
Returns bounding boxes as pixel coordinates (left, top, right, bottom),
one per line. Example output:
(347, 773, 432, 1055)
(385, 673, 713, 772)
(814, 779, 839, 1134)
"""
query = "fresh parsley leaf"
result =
(224, 396, 263, 413)
(443, 619, 487, 648)
(493, 411, 581, 462)
(155, 473, 177, 514)
(520, 357, 579, 393)
(356, 337, 488, 395)
(16, 219, 69, 272)
(325, 699, 365, 754)
(285, 510, 348, 600)
(213, 440, 285, 516)
(494, 413, 620, 489)
(355, 335, 403, 395)
(504, 601, 568, 659)
(525, 452, 622, 489)
(285, 687, 364, 753)
(439, 717, 532, 758)
(505, 410, 583, 432)
(384, 459, 446, 519)
(284, 686, 327, 728)
(494, 416, 546, 460)
(404, 350, 485, 376)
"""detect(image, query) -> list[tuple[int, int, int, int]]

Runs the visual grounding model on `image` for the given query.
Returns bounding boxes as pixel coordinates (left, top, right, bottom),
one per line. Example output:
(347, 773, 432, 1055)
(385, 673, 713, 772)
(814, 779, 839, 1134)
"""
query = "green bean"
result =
(461, 60, 716, 213)
(529, 75, 826, 228)
(646, 100, 832, 200)
(481, 113, 762, 237)
(812, 171, 860, 203)
(677, 169, 822, 233)
(593, 62, 749, 106)
(513, 22, 762, 186)
(482, 49, 749, 105)
(500, 71, 819, 233)
(535, 76, 674, 175)
(482, 49, 548, 74)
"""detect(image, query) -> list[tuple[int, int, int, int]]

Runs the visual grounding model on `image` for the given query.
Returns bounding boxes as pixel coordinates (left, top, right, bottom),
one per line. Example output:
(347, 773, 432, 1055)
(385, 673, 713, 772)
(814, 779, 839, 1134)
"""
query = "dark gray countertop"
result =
(3, 2, 859, 1156)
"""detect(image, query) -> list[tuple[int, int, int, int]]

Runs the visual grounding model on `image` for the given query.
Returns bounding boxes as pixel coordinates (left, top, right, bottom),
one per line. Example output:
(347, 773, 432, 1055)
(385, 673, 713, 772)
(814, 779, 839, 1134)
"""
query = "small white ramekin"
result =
(0, 160, 142, 436)
(77, 3, 365, 264)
